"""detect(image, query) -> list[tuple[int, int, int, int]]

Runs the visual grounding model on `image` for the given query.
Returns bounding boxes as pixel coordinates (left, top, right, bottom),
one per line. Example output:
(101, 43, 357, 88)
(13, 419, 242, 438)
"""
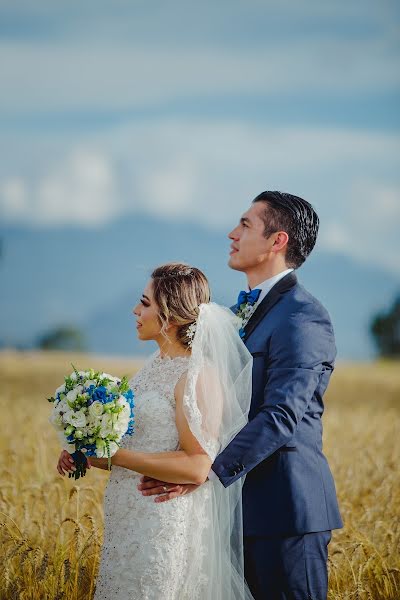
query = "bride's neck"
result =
(158, 338, 190, 359)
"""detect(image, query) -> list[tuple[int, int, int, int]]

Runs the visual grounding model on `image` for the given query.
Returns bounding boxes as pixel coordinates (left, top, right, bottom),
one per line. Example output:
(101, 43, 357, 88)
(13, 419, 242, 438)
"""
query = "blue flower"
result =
(124, 389, 134, 401)
(91, 386, 108, 403)
(127, 418, 135, 435)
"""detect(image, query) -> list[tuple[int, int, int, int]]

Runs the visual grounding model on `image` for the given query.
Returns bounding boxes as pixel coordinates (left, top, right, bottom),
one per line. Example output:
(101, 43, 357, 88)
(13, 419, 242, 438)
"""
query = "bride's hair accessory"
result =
(186, 320, 197, 347)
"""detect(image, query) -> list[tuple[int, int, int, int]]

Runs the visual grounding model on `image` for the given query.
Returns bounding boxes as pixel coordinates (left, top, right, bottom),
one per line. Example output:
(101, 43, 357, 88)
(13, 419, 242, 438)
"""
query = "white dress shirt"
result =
(248, 268, 294, 309)
(208, 268, 294, 481)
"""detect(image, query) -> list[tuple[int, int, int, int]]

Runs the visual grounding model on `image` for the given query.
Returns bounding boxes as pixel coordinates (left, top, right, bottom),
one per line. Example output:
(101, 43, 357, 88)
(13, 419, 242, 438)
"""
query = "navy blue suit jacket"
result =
(211, 271, 343, 537)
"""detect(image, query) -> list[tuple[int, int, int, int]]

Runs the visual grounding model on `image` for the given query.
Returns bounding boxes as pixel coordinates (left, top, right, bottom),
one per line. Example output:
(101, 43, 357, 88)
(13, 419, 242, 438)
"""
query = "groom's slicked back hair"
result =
(252, 191, 319, 269)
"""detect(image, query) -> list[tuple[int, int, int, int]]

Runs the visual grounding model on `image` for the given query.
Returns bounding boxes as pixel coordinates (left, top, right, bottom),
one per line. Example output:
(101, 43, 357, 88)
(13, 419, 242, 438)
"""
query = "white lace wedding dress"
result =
(93, 352, 211, 600)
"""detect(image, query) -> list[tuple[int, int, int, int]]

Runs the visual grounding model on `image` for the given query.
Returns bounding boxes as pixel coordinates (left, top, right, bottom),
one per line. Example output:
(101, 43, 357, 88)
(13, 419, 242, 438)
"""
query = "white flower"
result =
(56, 399, 69, 414)
(232, 315, 243, 330)
(99, 414, 115, 438)
(88, 401, 104, 419)
(95, 439, 118, 458)
(116, 395, 129, 408)
(49, 410, 64, 431)
(58, 431, 75, 453)
(84, 379, 97, 389)
(236, 301, 257, 329)
(62, 409, 74, 424)
(55, 383, 66, 396)
(64, 410, 87, 429)
(95, 438, 108, 457)
(114, 415, 129, 435)
(66, 389, 77, 401)
(102, 372, 116, 381)
(108, 441, 119, 455)
(66, 385, 83, 403)
(85, 419, 98, 435)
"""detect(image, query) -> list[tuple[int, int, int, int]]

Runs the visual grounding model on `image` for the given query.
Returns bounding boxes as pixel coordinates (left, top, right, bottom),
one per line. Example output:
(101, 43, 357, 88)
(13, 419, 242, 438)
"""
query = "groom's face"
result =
(228, 203, 274, 272)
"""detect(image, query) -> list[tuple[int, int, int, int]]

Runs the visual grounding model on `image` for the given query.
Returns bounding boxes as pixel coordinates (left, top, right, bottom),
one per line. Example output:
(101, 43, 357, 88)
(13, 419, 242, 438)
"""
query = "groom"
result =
(139, 191, 343, 599)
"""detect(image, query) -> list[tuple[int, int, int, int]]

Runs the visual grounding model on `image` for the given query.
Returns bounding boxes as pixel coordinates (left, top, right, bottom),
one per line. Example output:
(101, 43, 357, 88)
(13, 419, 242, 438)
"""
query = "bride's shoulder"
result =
(128, 351, 158, 385)
(129, 350, 190, 392)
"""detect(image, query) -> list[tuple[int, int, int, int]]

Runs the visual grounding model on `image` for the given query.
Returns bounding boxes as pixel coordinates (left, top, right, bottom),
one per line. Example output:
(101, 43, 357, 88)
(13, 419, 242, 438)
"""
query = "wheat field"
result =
(0, 351, 399, 600)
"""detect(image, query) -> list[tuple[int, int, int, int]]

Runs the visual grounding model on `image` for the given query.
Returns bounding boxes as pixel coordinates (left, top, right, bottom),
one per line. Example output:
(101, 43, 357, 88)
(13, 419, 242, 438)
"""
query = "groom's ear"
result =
(271, 231, 289, 253)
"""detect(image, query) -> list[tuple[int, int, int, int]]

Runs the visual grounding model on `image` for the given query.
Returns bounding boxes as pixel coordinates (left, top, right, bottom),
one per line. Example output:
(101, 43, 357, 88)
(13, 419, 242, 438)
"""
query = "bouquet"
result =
(48, 364, 134, 480)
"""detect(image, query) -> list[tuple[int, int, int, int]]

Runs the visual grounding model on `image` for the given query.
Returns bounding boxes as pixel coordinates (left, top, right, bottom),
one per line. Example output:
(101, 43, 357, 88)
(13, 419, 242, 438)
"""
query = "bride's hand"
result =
(57, 450, 77, 476)
(138, 475, 199, 503)
(57, 449, 92, 476)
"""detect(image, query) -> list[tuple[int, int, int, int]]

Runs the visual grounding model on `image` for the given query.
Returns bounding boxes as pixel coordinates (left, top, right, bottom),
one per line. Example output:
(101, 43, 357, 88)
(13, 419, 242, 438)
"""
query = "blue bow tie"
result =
(237, 288, 262, 307)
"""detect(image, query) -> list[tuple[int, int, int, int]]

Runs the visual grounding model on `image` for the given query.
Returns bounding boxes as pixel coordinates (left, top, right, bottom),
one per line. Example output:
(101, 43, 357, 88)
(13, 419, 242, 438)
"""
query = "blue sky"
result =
(0, 0, 399, 275)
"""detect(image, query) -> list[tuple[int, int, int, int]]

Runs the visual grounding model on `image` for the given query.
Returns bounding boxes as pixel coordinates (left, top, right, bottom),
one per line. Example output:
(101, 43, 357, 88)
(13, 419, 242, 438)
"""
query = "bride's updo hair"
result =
(151, 263, 211, 348)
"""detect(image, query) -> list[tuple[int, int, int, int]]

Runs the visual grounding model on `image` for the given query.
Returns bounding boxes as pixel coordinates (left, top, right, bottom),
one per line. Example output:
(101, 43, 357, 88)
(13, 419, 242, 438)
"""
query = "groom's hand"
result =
(138, 475, 199, 503)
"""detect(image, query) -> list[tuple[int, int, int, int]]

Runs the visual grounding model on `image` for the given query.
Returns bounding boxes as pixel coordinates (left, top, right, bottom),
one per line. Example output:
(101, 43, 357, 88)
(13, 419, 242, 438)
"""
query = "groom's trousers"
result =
(244, 530, 332, 600)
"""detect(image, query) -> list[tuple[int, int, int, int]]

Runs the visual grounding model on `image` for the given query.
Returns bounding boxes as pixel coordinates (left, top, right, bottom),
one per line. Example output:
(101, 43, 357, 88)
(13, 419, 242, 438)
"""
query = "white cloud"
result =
(319, 180, 400, 273)
(1, 120, 399, 275)
(139, 156, 198, 219)
(0, 27, 398, 114)
(1, 150, 119, 227)
(0, 178, 28, 219)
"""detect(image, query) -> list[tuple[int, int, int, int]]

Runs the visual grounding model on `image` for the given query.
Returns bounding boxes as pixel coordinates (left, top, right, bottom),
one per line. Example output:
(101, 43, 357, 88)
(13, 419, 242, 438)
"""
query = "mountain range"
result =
(1, 215, 398, 359)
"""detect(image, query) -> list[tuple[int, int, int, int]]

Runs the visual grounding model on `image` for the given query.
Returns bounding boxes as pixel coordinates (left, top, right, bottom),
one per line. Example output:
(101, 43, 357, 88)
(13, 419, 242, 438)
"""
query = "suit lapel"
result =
(243, 271, 298, 342)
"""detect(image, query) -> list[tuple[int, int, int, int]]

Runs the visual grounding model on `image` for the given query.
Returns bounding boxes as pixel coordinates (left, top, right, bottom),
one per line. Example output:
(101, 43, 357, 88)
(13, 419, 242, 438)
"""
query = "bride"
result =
(57, 262, 254, 600)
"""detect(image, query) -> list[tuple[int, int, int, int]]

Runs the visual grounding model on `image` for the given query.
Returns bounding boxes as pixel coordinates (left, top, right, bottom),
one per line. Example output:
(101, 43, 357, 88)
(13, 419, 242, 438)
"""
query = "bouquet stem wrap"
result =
(69, 450, 88, 480)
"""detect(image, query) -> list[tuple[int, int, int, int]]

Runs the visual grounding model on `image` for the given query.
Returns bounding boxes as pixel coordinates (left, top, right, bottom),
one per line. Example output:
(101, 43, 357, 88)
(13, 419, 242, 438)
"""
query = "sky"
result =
(0, 0, 399, 276)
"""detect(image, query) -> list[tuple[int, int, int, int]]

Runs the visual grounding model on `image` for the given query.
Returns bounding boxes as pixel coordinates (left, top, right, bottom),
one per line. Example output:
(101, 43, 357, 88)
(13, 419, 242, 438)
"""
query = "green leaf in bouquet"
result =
(64, 376, 74, 391)
(118, 376, 130, 393)
(71, 363, 80, 377)
(47, 396, 56, 403)
(105, 439, 111, 471)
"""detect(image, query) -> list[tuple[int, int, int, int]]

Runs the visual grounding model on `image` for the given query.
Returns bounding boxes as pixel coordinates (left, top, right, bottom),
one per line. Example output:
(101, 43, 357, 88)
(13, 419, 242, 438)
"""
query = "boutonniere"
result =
(234, 289, 261, 338)
(236, 302, 258, 338)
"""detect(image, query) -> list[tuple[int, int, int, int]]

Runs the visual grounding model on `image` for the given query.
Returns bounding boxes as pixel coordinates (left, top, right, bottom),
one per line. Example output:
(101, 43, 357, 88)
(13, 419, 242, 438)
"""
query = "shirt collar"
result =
(248, 268, 294, 305)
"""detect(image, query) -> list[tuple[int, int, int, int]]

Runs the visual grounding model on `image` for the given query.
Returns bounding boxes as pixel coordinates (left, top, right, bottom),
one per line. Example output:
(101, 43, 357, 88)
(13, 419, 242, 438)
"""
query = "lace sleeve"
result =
(182, 363, 223, 460)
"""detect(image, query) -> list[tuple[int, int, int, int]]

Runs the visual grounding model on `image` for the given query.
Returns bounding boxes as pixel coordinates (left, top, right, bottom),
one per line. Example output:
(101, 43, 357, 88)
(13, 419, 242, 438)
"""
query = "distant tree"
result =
(370, 295, 400, 358)
(37, 325, 87, 352)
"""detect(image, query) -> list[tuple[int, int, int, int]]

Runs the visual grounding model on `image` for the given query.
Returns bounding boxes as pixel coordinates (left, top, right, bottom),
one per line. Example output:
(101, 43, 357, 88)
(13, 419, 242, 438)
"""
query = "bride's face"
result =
(133, 280, 163, 341)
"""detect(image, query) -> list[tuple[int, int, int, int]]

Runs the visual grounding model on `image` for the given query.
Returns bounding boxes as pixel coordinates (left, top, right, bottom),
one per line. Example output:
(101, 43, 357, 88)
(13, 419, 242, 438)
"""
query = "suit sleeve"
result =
(211, 303, 336, 487)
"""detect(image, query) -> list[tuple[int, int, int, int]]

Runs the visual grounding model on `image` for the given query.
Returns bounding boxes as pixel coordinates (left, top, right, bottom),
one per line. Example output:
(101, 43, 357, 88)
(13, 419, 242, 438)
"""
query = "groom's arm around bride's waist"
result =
(211, 302, 336, 487)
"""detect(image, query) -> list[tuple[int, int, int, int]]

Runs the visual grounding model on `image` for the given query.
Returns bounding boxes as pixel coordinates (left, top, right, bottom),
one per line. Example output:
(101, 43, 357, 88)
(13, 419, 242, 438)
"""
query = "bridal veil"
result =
(182, 302, 254, 600)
